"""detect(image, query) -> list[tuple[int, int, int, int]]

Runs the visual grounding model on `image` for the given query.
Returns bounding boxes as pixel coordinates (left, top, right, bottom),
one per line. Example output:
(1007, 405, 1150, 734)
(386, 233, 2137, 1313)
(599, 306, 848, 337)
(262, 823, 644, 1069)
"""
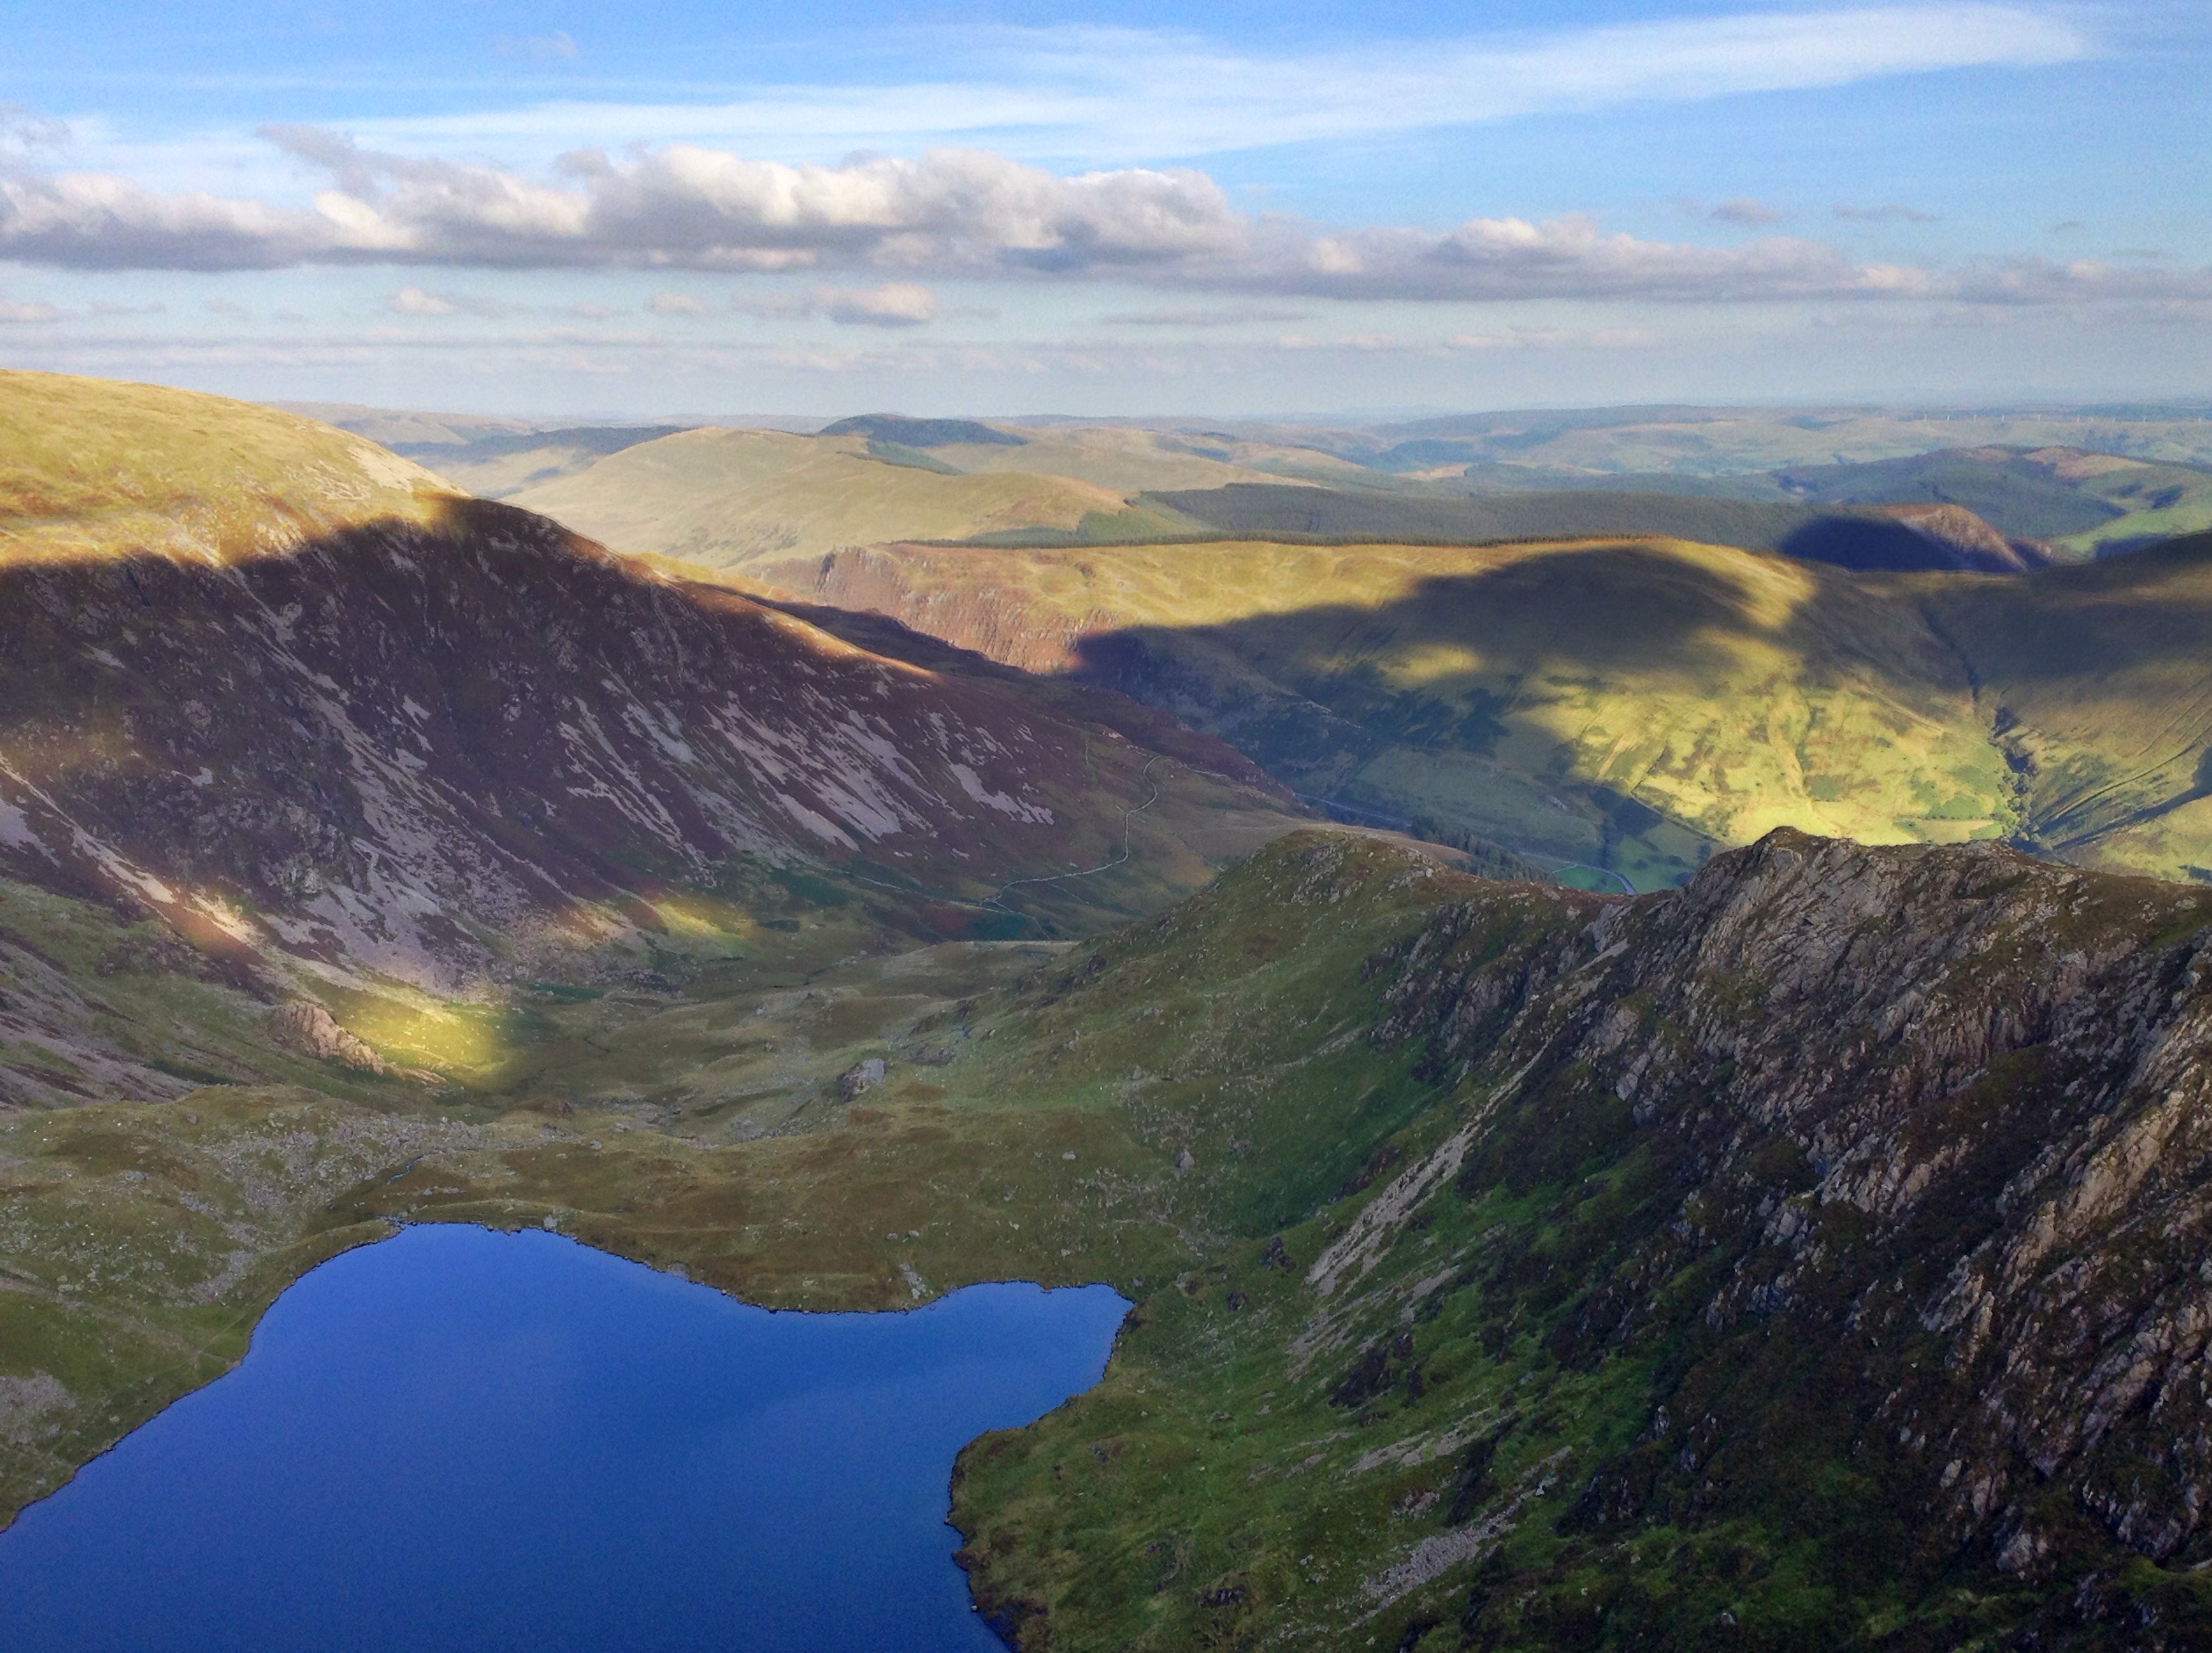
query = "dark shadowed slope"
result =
(0, 373, 1300, 1000)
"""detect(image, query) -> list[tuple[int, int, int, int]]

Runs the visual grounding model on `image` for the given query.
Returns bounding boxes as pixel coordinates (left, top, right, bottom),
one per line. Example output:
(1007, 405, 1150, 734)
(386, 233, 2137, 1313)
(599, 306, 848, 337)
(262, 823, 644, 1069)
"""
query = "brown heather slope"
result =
(0, 373, 1298, 1007)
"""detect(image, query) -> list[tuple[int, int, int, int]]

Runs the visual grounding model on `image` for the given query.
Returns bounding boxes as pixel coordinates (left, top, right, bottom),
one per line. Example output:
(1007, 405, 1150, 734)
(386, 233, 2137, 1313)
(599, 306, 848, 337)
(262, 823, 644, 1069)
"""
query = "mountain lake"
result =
(0, 1223, 1128, 1651)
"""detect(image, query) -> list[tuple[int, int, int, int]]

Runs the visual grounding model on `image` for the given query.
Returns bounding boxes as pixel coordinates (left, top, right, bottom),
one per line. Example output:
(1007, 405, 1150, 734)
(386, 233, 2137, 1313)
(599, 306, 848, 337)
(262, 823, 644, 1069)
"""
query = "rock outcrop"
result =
(1373, 830, 2212, 1602)
(268, 1002, 388, 1074)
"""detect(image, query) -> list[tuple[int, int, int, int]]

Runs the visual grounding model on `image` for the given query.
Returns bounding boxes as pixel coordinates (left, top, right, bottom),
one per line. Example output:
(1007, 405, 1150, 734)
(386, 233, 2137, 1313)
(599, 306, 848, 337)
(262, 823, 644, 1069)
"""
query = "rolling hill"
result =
(1133, 483, 2050, 572)
(1775, 445, 2212, 557)
(718, 530, 2212, 889)
(503, 425, 1177, 571)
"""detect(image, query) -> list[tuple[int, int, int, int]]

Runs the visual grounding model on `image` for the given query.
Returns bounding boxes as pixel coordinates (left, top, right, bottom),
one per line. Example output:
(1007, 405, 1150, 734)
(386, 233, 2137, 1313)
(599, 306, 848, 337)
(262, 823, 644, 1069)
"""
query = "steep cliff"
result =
(951, 830, 2212, 1649)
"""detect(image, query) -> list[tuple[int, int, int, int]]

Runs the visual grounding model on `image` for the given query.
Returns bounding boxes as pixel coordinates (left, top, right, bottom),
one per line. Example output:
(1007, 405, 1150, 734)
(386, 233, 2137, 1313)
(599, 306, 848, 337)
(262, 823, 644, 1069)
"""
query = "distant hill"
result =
(1304, 402, 2212, 476)
(818, 414, 1027, 448)
(378, 423, 695, 497)
(1139, 483, 2049, 572)
(1776, 444, 2212, 557)
(719, 530, 2212, 890)
(506, 426, 1149, 570)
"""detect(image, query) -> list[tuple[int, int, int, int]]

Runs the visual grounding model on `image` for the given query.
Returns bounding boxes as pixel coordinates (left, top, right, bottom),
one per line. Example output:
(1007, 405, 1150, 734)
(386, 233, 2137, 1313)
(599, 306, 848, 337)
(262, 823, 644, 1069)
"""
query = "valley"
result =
(2, 372, 2211, 1651)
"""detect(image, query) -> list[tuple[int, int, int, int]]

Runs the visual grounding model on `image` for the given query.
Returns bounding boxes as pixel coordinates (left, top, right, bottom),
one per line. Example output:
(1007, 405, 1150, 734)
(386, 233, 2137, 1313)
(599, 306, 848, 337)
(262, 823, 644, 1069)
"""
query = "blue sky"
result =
(0, 1, 2206, 416)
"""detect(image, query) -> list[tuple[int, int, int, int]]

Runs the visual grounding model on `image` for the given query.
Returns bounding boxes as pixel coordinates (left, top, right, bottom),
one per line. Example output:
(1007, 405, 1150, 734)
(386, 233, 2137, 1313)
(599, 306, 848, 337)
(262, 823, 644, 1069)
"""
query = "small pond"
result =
(0, 1224, 1127, 1651)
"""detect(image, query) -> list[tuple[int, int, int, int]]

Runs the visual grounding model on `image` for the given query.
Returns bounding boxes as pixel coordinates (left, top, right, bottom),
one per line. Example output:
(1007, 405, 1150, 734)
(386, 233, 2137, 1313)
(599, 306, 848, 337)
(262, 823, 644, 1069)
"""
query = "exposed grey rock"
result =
(269, 1001, 388, 1074)
(838, 1057, 887, 1101)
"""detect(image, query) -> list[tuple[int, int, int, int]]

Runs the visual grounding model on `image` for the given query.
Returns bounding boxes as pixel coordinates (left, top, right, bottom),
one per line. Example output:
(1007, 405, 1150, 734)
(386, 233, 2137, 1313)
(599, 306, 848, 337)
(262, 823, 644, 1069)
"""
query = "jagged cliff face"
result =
(950, 831, 2212, 1649)
(0, 491, 1286, 992)
(1376, 832, 2212, 1577)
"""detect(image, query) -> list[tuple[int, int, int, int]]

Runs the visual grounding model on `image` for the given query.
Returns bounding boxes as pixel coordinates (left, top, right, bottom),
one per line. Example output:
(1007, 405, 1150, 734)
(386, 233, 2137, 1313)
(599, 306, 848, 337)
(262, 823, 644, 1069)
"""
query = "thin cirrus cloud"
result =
(1709, 199, 1787, 226)
(736, 284, 943, 327)
(306, 6, 2092, 166)
(1, 127, 2201, 310)
(1834, 203, 1942, 222)
(387, 285, 514, 317)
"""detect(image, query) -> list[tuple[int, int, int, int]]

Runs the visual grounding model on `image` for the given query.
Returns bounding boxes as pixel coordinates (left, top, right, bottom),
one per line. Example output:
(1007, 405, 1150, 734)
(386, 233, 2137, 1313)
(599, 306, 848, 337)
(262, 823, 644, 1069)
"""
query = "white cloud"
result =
(1948, 257, 2212, 305)
(1102, 305, 1312, 328)
(388, 285, 456, 315)
(818, 284, 940, 326)
(0, 293, 61, 323)
(0, 104, 69, 159)
(736, 282, 944, 327)
(385, 284, 514, 317)
(297, 6, 2090, 167)
(647, 290, 709, 315)
(1, 126, 2202, 314)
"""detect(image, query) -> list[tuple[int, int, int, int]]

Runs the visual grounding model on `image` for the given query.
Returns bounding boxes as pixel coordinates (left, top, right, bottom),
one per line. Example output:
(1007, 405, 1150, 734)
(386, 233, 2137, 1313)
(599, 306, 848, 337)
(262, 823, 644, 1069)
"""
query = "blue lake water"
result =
(0, 1224, 1127, 1652)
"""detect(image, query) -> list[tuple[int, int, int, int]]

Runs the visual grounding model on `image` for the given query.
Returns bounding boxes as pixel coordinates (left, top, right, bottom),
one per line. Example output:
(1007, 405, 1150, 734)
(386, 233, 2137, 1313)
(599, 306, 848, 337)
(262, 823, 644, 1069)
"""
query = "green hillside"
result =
(724, 531, 2212, 889)
(1776, 445, 2212, 555)
(505, 425, 1148, 568)
(0, 369, 455, 566)
(1135, 482, 2042, 571)
(11, 827, 2212, 1648)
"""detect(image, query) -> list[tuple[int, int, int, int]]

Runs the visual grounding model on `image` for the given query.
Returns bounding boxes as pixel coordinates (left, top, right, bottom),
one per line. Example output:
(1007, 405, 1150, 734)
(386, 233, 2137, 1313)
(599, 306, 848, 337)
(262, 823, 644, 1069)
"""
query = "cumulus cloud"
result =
(735, 283, 943, 327)
(1, 129, 2205, 313)
(0, 104, 69, 158)
(1947, 257, 2212, 306)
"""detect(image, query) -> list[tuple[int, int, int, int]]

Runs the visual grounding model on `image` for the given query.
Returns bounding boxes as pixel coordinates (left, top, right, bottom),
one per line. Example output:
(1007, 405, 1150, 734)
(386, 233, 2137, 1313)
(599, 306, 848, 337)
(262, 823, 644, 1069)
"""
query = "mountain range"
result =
(4, 372, 2212, 1649)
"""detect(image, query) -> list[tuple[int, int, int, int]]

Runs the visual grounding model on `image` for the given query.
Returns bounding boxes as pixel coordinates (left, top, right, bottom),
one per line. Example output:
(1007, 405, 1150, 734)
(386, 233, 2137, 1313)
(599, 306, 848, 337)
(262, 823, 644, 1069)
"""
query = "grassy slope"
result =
(926, 428, 1308, 494)
(729, 536, 2035, 889)
(945, 831, 2212, 1652)
(1926, 531, 2212, 879)
(724, 532, 2212, 887)
(14, 829, 2210, 1653)
(0, 834, 1463, 1529)
(0, 370, 453, 565)
(507, 427, 1132, 569)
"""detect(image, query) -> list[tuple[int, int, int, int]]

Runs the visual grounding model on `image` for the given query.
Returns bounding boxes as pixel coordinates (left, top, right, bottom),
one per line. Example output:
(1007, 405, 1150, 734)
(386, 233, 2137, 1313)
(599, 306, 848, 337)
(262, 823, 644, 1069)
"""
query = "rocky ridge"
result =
(950, 829, 2212, 1648)
(0, 494, 1287, 997)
